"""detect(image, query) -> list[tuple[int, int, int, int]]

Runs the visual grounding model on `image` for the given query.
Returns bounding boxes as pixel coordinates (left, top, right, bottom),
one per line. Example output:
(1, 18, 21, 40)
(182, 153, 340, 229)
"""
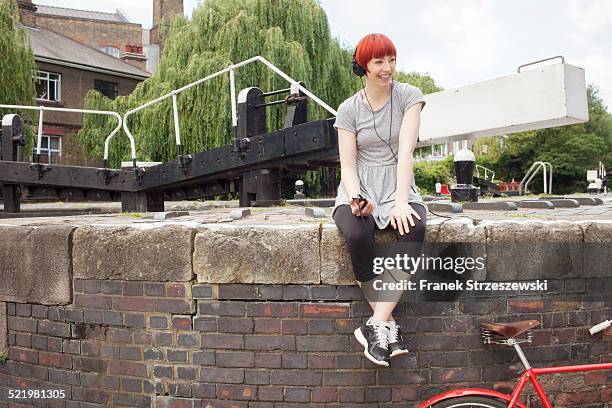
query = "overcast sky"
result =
(33, 0, 612, 108)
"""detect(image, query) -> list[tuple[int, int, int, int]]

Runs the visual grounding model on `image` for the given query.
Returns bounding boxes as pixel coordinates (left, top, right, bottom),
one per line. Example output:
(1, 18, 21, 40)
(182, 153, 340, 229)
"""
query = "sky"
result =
(32, 0, 612, 108)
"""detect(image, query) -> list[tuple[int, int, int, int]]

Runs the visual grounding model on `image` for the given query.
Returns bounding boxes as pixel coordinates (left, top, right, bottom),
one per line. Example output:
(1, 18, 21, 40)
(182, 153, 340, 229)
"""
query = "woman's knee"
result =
(398, 218, 426, 242)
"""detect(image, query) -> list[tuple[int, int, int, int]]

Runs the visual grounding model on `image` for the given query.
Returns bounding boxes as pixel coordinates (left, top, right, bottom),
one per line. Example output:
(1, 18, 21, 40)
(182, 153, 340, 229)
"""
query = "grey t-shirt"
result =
(332, 80, 426, 229)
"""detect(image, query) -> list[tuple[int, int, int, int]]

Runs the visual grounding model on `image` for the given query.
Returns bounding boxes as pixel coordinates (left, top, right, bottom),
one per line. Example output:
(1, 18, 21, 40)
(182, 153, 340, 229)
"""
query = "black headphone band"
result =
(352, 49, 366, 77)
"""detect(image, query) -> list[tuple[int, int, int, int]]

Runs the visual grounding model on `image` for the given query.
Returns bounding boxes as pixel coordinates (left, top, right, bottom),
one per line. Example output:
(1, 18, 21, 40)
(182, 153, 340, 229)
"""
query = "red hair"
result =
(355, 33, 397, 73)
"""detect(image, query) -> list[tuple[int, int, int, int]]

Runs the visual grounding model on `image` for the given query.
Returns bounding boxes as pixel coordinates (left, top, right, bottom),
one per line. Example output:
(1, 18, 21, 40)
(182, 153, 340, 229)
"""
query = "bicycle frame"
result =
(418, 361, 612, 408)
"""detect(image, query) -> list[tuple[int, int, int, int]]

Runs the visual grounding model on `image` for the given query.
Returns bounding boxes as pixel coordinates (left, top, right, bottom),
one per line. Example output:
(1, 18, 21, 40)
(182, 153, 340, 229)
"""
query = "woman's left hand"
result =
(390, 202, 422, 235)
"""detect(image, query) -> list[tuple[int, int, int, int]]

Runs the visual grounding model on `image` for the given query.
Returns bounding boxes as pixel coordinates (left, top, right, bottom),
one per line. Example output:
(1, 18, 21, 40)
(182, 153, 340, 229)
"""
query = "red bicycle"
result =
(418, 319, 612, 407)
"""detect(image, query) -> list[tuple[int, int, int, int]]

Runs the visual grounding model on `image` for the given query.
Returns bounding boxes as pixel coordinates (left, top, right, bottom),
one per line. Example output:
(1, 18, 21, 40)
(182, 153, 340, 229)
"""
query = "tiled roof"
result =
(26, 26, 150, 79)
(35, 4, 131, 23)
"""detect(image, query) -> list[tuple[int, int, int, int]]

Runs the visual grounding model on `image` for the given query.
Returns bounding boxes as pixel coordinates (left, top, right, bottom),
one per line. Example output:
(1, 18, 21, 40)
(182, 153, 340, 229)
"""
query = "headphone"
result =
(352, 50, 367, 77)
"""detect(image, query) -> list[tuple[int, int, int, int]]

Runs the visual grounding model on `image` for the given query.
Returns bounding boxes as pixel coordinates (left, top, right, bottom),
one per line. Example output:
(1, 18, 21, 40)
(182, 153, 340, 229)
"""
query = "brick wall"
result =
(151, 0, 184, 50)
(35, 15, 145, 70)
(1, 278, 610, 407)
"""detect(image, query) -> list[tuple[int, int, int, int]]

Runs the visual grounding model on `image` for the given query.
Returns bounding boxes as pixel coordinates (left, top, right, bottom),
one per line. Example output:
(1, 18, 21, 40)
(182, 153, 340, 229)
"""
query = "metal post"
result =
(35, 107, 44, 163)
(171, 92, 183, 168)
(2, 114, 23, 212)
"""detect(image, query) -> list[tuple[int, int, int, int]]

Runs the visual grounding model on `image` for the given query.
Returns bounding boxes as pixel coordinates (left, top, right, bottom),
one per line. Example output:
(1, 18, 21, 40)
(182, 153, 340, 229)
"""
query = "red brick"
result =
(255, 319, 281, 334)
(109, 360, 148, 377)
(336, 318, 360, 334)
(308, 319, 335, 334)
(73, 356, 106, 372)
(216, 384, 257, 400)
(166, 283, 187, 297)
(324, 371, 375, 386)
(200, 367, 244, 384)
(106, 328, 131, 343)
(216, 351, 255, 368)
(39, 351, 71, 368)
(284, 386, 310, 402)
(8, 347, 38, 364)
(122, 281, 144, 296)
(154, 299, 195, 314)
(245, 335, 295, 351)
(296, 336, 349, 352)
(156, 397, 195, 408)
(308, 354, 337, 370)
(339, 387, 364, 403)
(7, 316, 37, 333)
(270, 370, 322, 386)
(172, 316, 192, 330)
(281, 319, 307, 335)
(255, 353, 281, 368)
(378, 369, 428, 385)
(113, 296, 155, 312)
(246, 303, 298, 317)
(258, 386, 283, 401)
(366, 387, 391, 402)
(75, 293, 112, 309)
(38, 321, 71, 337)
(198, 301, 245, 316)
(299, 303, 349, 318)
(507, 299, 545, 313)
(311, 387, 337, 403)
(555, 390, 600, 405)
(218, 318, 254, 334)
(392, 386, 418, 401)
(202, 333, 244, 349)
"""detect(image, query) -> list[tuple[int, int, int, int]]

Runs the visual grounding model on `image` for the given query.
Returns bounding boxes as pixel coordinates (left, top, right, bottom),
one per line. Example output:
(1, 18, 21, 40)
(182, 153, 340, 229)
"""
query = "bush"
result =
(414, 155, 454, 194)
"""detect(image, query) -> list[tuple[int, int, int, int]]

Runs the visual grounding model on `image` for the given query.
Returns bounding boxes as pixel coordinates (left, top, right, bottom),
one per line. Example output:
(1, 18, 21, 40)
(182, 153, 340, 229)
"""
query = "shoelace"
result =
(373, 322, 389, 349)
(388, 322, 399, 344)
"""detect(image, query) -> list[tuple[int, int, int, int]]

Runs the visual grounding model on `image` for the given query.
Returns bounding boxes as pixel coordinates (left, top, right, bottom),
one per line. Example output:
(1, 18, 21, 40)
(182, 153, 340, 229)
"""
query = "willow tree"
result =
(0, 0, 37, 151)
(78, 0, 439, 196)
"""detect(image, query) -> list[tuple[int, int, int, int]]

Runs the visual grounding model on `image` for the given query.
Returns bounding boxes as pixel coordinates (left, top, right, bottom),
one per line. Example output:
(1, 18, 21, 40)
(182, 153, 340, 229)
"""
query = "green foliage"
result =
(494, 85, 611, 194)
(0, 0, 37, 152)
(0, 352, 6, 364)
(414, 155, 453, 193)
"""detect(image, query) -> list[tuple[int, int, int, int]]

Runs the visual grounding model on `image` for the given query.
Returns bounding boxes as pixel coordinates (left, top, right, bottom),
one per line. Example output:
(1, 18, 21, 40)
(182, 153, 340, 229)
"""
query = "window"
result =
(100, 46, 120, 58)
(36, 71, 61, 102)
(34, 135, 61, 164)
(431, 144, 448, 157)
(94, 79, 119, 100)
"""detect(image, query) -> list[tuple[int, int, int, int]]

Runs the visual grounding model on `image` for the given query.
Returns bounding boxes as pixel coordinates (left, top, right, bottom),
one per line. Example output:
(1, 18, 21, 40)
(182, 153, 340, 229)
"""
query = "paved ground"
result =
(0, 194, 610, 226)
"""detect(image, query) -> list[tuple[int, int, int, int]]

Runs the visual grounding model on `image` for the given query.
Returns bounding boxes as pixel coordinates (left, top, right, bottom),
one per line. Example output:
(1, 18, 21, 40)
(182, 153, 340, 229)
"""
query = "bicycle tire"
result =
(429, 396, 509, 408)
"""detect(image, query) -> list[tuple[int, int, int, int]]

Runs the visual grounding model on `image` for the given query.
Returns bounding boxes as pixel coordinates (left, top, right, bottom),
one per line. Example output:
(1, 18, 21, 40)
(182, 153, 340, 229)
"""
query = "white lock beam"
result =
(418, 62, 589, 145)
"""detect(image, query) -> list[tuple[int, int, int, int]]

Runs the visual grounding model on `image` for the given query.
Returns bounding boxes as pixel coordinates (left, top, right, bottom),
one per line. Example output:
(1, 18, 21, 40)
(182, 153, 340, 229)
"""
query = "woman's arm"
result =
(337, 128, 360, 199)
(391, 102, 424, 234)
(338, 128, 374, 216)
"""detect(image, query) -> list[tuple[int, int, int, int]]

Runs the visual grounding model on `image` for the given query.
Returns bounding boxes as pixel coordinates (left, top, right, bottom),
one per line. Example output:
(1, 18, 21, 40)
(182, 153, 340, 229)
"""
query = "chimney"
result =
(17, 0, 37, 27)
(151, 0, 183, 50)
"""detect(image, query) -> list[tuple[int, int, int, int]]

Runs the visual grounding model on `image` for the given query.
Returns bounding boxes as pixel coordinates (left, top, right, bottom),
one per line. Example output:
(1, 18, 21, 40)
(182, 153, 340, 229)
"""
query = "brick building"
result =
(14, 0, 184, 166)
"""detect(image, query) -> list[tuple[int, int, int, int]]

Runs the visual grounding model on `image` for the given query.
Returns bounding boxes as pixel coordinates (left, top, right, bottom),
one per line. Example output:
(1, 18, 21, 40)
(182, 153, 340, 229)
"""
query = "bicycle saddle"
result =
(480, 320, 540, 338)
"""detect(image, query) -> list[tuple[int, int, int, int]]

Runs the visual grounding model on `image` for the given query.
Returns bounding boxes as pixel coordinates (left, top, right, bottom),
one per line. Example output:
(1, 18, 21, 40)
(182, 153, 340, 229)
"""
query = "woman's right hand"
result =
(350, 198, 375, 217)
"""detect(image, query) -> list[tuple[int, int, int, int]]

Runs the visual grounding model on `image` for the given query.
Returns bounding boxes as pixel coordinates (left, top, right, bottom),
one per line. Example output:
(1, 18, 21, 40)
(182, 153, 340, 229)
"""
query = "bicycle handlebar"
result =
(589, 320, 611, 335)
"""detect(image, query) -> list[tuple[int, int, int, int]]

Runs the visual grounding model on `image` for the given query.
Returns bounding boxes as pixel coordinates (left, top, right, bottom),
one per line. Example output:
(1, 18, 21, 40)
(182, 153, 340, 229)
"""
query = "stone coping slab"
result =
(1, 211, 611, 304)
(462, 201, 518, 211)
(518, 200, 555, 209)
(0, 225, 74, 304)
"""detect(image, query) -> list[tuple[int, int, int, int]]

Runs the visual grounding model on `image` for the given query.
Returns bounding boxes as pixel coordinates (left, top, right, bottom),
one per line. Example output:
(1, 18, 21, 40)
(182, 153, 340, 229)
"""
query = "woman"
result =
(332, 33, 427, 366)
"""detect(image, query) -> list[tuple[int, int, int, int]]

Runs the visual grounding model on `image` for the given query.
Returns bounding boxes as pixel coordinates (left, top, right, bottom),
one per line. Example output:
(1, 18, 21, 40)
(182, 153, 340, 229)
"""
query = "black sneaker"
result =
(387, 320, 409, 357)
(354, 317, 390, 366)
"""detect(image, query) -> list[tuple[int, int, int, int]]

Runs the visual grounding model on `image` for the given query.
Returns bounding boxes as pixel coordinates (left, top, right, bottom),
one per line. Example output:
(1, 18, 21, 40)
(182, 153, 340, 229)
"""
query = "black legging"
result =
(333, 203, 427, 282)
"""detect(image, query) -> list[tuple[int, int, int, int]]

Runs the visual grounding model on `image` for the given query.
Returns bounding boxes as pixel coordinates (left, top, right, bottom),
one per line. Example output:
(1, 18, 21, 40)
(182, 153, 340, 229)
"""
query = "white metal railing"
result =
(475, 164, 495, 181)
(0, 104, 130, 167)
(122, 56, 338, 166)
(520, 161, 552, 195)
